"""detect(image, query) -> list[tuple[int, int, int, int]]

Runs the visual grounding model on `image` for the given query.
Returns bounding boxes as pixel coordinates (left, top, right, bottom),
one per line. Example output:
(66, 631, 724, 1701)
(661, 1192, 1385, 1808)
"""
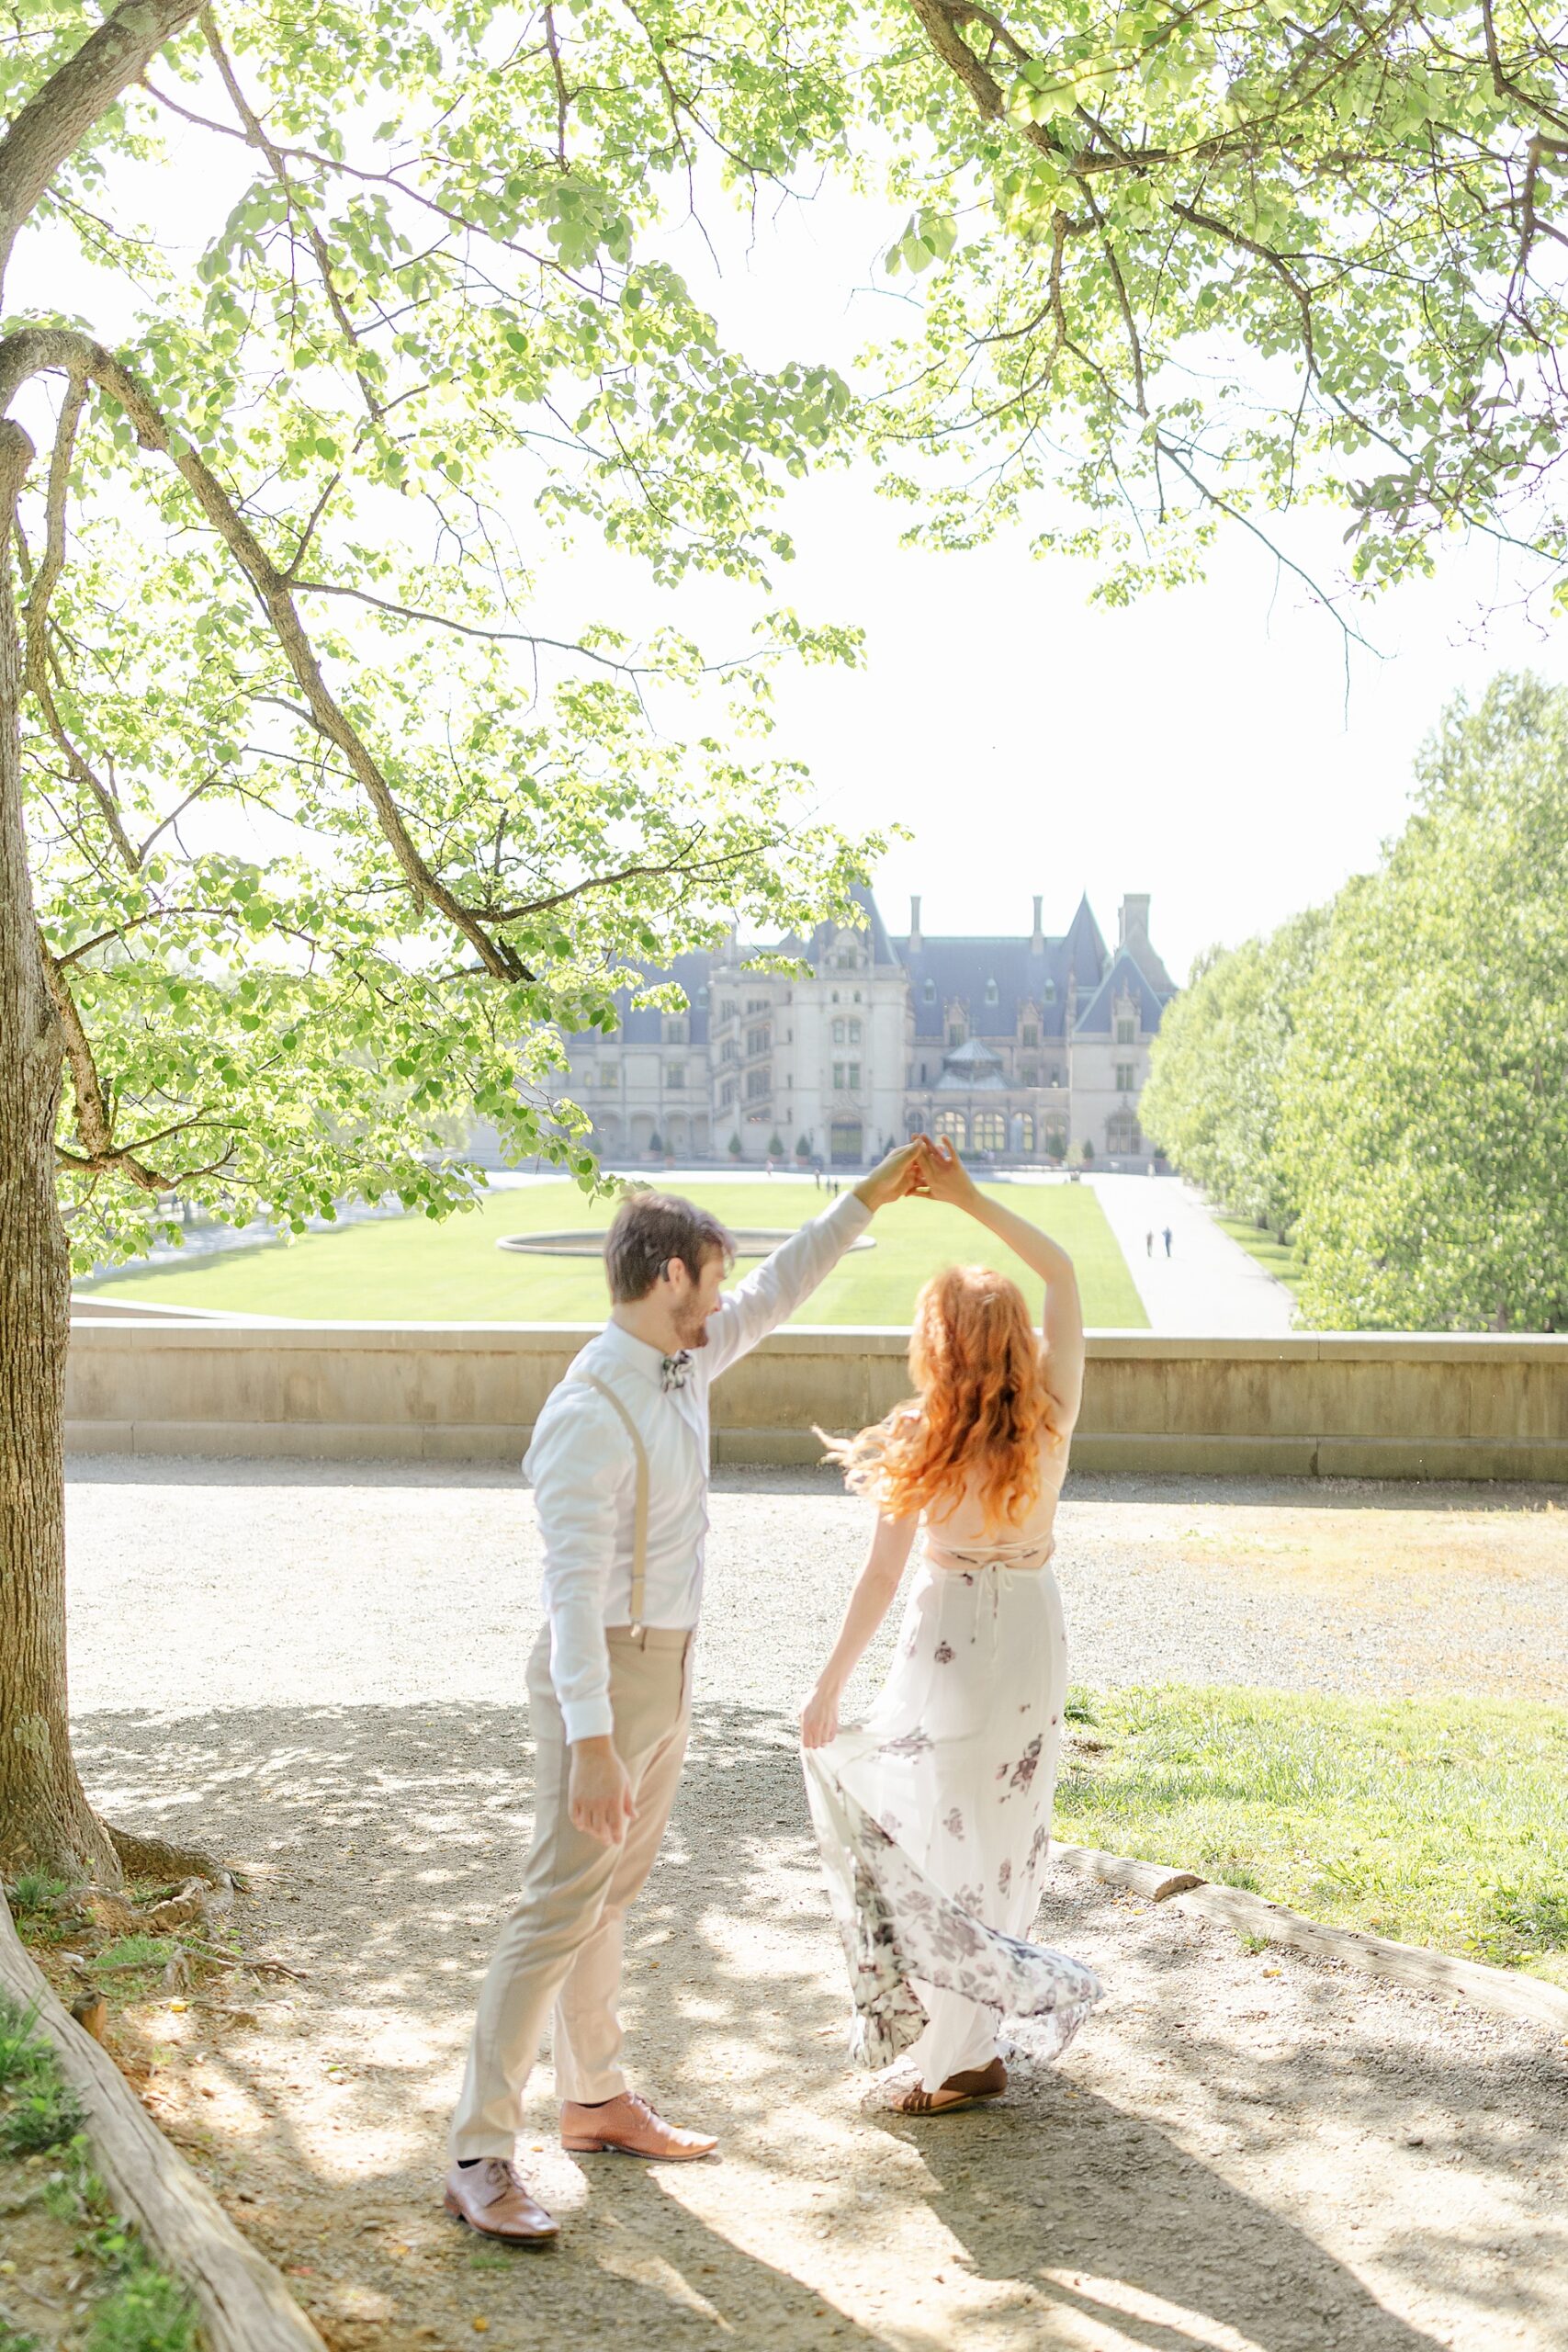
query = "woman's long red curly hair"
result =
(822, 1264, 1059, 1530)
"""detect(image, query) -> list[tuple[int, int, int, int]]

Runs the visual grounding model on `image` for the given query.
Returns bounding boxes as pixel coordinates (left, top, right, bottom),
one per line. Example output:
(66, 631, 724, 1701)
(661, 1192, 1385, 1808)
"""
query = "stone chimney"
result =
(1119, 893, 1151, 949)
(908, 895, 922, 950)
(1031, 894, 1044, 953)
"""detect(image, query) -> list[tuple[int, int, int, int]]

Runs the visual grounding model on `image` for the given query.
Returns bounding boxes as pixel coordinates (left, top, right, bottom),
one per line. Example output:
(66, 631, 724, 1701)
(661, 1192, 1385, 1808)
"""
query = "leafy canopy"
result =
(4, 0, 886, 1267)
(828, 0, 1568, 609)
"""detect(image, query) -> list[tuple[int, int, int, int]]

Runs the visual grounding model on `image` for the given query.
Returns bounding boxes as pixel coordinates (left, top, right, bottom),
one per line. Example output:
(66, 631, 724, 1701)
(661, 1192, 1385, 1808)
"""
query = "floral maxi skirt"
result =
(803, 1559, 1102, 2092)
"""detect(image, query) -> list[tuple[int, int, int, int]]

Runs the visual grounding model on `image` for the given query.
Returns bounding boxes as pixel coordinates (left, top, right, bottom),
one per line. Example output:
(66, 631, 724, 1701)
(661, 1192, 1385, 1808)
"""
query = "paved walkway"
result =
(1079, 1172, 1296, 1334)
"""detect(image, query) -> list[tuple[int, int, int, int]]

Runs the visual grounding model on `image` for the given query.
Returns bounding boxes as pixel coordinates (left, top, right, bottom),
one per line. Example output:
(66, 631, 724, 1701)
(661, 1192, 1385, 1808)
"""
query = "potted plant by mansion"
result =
(728, 1131, 743, 1161)
(648, 1129, 664, 1163)
(795, 1133, 812, 1167)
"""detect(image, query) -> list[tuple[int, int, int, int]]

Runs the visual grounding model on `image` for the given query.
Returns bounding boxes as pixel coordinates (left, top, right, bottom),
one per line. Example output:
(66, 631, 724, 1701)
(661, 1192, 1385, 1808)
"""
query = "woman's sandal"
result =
(892, 2058, 1008, 2116)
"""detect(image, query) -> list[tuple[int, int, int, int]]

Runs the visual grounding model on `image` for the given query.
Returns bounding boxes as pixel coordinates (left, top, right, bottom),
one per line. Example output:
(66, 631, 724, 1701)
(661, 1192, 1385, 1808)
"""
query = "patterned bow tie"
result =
(660, 1351, 693, 1393)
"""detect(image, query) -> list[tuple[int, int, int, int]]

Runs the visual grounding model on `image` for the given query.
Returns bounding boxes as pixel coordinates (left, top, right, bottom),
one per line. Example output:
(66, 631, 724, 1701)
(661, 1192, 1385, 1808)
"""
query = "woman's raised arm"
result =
(913, 1137, 1085, 1430)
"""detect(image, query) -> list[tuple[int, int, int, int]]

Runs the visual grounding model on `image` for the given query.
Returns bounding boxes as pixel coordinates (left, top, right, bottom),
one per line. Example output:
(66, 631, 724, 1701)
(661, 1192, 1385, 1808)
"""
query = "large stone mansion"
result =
(563, 888, 1177, 1169)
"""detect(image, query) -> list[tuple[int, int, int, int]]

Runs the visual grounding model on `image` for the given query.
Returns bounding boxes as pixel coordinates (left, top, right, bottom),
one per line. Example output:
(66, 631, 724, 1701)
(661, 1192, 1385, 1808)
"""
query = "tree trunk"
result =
(0, 417, 116, 1883)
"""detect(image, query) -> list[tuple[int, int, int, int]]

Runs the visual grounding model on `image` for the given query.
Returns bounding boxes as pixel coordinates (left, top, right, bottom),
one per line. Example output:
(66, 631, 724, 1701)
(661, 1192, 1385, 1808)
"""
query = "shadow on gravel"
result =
(72, 1696, 1552, 2351)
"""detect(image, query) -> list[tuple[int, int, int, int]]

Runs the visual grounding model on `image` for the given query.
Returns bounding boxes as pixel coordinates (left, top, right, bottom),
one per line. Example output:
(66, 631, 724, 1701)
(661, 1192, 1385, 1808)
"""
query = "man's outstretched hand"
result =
(852, 1139, 928, 1213)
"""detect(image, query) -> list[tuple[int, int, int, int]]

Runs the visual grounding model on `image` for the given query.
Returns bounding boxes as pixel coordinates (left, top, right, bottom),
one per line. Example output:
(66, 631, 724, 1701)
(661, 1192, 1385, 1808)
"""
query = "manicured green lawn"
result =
(1055, 1684, 1568, 1984)
(77, 1177, 1147, 1328)
(1213, 1212, 1305, 1300)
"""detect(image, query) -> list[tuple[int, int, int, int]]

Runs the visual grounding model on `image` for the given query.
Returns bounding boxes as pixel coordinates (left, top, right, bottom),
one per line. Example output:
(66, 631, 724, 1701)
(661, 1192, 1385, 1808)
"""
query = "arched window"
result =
(934, 1110, 967, 1146)
(973, 1112, 1006, 1152)
(1017, 1114, 1035, 1152)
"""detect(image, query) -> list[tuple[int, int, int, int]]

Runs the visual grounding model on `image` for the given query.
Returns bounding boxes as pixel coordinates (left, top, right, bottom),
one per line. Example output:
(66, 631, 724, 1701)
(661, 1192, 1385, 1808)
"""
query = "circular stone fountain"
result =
(497, 1227, 875, 1259)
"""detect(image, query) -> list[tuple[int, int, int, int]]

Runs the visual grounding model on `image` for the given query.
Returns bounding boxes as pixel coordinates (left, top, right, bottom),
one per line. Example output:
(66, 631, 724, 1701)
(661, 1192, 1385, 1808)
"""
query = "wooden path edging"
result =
(0, 1893, 327, 2352)
(1055, 1844, 1568, 2033)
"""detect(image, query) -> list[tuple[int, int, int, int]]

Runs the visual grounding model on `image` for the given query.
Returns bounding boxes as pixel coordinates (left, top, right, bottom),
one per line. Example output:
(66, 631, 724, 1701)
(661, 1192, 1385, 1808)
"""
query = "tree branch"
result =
(38, 941, 168, 1190)
(197, 4, 382, 421)
(488, 835, 776, 923)
(24, 377, 141, 874)
(0, 326, 533, 984)
(0, 0, 199, 300)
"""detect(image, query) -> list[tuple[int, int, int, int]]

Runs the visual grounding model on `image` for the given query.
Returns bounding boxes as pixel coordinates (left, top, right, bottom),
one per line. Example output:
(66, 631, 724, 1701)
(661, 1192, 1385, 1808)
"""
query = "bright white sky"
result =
(26, 103, 1568, 984)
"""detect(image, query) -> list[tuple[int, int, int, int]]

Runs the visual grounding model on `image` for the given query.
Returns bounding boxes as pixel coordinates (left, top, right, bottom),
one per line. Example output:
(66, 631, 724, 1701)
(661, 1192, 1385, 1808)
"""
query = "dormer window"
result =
(922, 978, 936, 1004)
(1043, 980, 1055, 1003)
(984, 978, 998, 1006)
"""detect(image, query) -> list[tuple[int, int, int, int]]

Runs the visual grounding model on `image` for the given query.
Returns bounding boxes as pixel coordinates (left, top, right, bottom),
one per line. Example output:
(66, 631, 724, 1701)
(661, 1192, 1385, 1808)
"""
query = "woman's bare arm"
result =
(800, 1511, 919, 1747)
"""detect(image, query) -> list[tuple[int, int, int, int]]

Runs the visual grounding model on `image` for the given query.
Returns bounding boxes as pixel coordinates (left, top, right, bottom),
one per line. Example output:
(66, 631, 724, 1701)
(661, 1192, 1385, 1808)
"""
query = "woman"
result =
(800, 1135, 1100, 2113)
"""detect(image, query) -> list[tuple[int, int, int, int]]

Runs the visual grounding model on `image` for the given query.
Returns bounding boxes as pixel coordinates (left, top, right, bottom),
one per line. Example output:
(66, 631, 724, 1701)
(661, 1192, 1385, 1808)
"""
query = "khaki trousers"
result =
(449, 1623, 693, 2159)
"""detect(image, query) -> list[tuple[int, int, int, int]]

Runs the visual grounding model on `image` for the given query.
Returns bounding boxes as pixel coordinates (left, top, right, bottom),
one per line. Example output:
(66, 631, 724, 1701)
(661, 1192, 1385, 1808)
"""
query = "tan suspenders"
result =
(571, 1371, 649, 1638)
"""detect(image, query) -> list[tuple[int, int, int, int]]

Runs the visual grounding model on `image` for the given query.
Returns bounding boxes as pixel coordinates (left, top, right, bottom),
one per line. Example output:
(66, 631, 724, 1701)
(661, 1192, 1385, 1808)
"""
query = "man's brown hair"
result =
(604, 1191, 734, 1304)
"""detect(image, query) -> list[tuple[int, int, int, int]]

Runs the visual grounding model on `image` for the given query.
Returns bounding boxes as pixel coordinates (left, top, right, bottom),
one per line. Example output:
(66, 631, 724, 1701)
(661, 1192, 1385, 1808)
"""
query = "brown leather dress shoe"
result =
(444, 2158, 558, 2242)
(560, 2091, 717, 2161)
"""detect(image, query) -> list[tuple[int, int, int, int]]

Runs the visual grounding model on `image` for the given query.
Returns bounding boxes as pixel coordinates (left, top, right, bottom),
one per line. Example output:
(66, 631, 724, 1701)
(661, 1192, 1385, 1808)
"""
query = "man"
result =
(445, 1144, 922, 2242)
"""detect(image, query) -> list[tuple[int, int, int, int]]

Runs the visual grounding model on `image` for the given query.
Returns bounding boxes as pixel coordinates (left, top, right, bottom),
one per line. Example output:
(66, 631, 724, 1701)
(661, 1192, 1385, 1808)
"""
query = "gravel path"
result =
(66, 1460, 1568, 1712)
(62, 1459, 1568, 2352)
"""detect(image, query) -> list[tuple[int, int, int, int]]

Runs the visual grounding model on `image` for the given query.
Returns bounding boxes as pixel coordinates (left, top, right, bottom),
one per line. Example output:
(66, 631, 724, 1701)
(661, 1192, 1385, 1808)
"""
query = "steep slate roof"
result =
(778, 882, 902, 969)
(894, 928, 1102, 1043)
(571, 891, 1170, 1051)
(1072, 945, 1175, 1037)
(1062, 891, 1109, 982)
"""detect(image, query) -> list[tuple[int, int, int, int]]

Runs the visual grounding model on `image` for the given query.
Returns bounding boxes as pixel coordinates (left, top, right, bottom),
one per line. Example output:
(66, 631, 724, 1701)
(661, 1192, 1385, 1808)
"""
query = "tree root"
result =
(104, 1822, 237, 1890)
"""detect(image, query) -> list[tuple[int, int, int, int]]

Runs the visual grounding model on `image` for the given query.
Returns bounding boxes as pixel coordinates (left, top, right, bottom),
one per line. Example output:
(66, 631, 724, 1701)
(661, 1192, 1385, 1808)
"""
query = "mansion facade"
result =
(563, 888, 1177, 1169)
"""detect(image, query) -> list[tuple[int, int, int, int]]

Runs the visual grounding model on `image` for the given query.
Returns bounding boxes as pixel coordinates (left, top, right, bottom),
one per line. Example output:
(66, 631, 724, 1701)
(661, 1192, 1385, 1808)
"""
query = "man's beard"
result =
(672, 1303, 712, 1352)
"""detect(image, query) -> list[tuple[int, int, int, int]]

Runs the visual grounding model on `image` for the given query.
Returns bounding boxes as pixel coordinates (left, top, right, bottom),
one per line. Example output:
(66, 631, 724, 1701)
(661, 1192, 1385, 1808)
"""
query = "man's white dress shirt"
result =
(525, 1191, 872, 1743)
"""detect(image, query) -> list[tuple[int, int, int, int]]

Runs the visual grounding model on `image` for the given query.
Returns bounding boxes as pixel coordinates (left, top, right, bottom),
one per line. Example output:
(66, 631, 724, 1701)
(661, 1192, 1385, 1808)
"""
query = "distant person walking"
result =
(1145, 1230, 1154, 1258)
(1162, 1227, 1173, 1258)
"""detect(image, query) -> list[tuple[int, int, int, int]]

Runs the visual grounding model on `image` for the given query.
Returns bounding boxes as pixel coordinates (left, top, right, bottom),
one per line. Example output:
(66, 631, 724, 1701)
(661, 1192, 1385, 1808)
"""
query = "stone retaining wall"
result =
(64, 1318, 1568, 1481)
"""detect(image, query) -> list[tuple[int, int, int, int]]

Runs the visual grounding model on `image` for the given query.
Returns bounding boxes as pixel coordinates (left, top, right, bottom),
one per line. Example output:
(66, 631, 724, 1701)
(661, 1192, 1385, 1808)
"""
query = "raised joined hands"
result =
(907, 1133, 981, 1210)
(854, 1134, 983, 1214)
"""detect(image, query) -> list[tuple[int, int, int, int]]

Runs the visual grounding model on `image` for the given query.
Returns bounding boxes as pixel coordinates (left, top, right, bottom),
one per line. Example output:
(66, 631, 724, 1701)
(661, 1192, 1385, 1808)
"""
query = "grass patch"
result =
(1055, 1685, 1568, 1982)
(0, 1999, 52, 2096)
(76, 1176, 1147, 1329)
(0, 2075, 84, 2155)
(1212, 1213, 1304, 1301)
(0, 1995, 199, 2348)
(84, 2262, 198, 2352)
(94, 1936, 175, 1978)
(0, 2000, 83, 2155)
